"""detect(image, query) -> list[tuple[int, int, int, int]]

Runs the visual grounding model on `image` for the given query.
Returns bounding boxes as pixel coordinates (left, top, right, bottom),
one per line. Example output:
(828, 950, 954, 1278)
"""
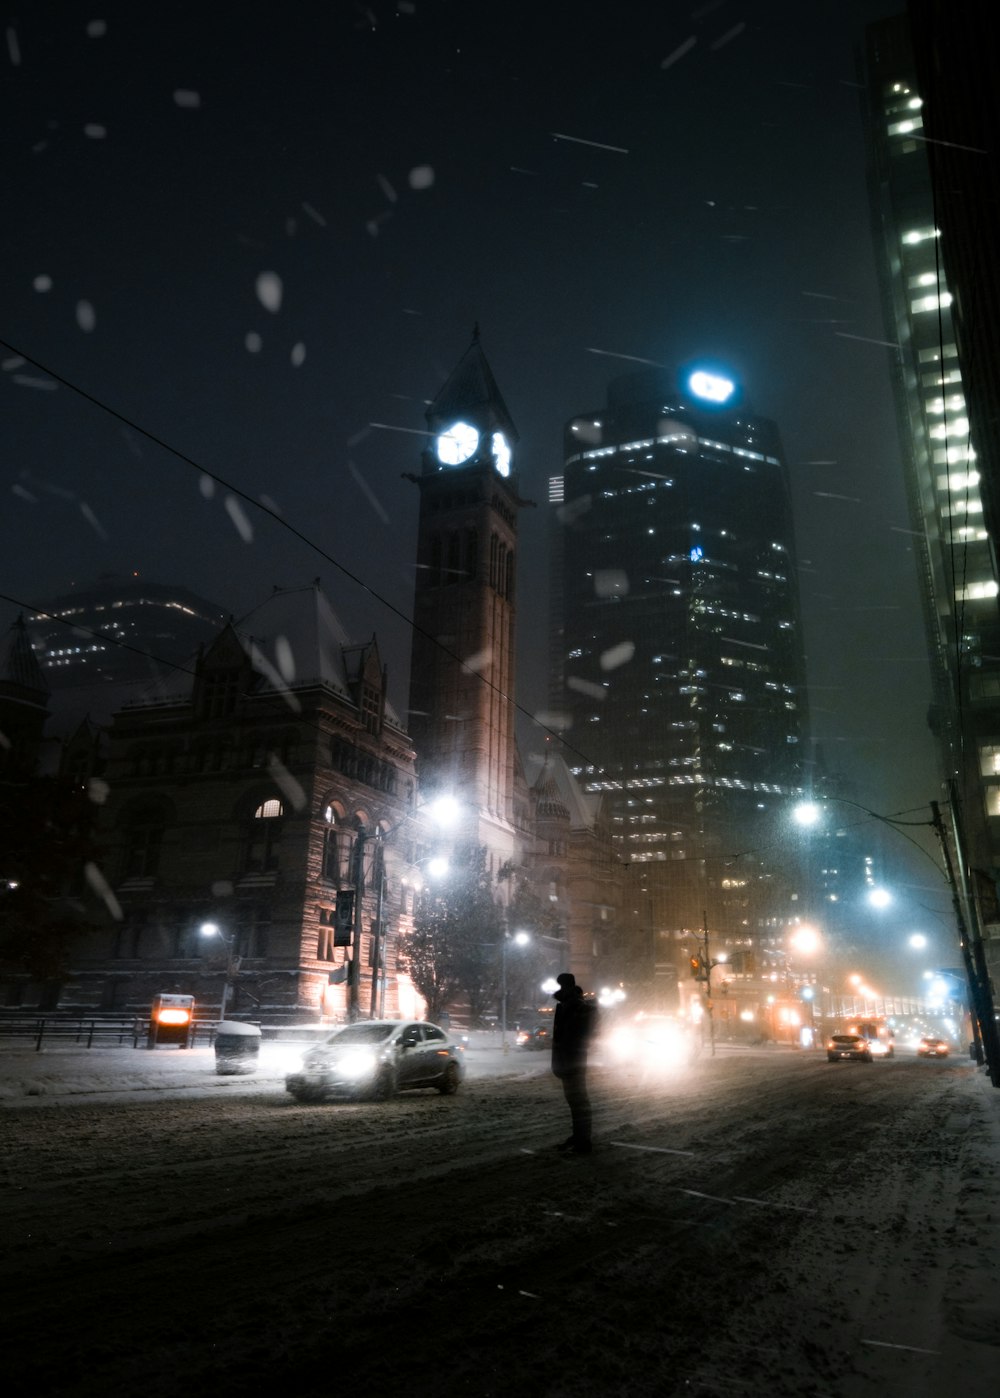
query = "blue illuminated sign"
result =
(687, 369, 736, 404)
(689, 545, 704, 563)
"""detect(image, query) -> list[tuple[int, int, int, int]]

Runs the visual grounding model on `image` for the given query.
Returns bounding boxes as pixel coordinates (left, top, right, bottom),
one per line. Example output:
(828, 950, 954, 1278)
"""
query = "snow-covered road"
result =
(3, 1045, 999, 1396)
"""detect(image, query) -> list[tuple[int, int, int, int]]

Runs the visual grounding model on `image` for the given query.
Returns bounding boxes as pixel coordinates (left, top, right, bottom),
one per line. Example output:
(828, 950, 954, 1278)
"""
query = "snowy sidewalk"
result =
(0, 1042, 291, 1103)
(0, 1036, 526, 1104)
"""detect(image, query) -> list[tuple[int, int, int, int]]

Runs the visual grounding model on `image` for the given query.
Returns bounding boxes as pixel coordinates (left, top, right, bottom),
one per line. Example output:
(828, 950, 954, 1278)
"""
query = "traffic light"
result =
(689, 954, 703, 979)
(334, 889, 355, 946)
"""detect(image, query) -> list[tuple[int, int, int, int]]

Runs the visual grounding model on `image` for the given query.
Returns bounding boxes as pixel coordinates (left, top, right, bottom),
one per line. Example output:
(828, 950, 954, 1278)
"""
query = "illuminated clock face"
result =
(436, 420, 480, 466)
(492, 431, 511, 477)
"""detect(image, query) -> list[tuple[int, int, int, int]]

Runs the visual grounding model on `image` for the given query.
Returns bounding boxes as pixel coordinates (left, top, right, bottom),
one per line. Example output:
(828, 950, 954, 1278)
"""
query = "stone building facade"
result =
(48, 582, 423, 1023)
(1, 340, 633, 1024)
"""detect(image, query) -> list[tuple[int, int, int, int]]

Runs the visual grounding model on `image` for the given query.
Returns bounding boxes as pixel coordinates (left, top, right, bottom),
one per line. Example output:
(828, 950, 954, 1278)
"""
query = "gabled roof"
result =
(526, 751, 601, 830)
(533, 765, 570, 822)
(0, 615, 50, 698)
(131, 582, 404, 728)
(235, 582, 353, 697)
(426, 331, 519, 440)
(342, 635, 384, 690)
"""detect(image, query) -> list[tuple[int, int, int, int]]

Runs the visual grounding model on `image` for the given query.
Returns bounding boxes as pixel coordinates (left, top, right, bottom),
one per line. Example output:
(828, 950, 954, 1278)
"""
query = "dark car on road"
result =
(917, 1036, 951, 1058)
(826, 1033, 872, 1063)
(515, 1024, 551, 1050)
(285, 1020, 465, 1102)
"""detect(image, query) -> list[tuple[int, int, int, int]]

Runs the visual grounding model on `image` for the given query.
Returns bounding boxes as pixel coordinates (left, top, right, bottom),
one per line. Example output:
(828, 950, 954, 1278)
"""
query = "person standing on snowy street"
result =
(551, 972, 597, 1155)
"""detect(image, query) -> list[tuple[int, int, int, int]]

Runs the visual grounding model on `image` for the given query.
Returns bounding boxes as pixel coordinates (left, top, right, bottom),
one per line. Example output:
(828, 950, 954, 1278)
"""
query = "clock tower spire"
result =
(408, 333, 523, 860)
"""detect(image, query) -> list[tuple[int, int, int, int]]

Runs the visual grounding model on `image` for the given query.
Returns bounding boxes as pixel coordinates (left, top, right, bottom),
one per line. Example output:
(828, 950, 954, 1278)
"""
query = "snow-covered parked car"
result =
(285, 1019, 465, 1102)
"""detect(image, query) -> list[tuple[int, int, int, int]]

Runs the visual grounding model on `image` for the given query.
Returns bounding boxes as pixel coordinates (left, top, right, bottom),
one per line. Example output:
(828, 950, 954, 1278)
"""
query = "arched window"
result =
(244, 799, 284, 872)
(321, 803, 341, 882)
(120, 799, 170, 880)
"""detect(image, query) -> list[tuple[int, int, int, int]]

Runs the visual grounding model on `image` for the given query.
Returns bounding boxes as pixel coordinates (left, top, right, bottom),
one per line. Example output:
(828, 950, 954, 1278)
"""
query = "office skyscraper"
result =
(550, 364, 810, 956)
(863, 12, 1000, 1028)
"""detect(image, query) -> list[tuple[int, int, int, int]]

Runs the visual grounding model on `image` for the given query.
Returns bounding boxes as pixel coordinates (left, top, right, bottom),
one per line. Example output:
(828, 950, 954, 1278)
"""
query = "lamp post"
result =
(199, 921, 238, 1022)
(792, 792, 1000, 1086)
(348, 794, 461, 1023)
(501, 930, 530, 1052)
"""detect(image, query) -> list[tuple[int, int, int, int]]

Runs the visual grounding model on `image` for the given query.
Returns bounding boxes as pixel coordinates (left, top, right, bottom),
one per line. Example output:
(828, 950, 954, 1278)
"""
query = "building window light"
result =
(912, 292, 953, 313)
(979, 744, 1000, 778)
(957, 580, 1000, 602)
(944, 470, 980, 491)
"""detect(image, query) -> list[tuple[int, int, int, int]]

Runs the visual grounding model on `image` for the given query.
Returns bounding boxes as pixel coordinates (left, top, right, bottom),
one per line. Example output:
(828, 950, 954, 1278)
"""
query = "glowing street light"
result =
(867, 886, 892, 909)
(424, 793, 462, 830)
(908, 932, 928, 950)
(360, 792, 464, 1021)
(501, 929, 531, 1051)
(789, 924, 822, 956)
(199, 920, 237, 1021)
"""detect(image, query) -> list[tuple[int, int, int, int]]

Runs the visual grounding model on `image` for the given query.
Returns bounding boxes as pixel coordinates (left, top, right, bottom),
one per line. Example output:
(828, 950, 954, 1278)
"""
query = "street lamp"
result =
(501, 930, 530, 1052)
(351, 793, 461, 1023)
(792, 792, 1000, 1084)
(199, 921, 238, 1022)
(789, 924, 822, 956)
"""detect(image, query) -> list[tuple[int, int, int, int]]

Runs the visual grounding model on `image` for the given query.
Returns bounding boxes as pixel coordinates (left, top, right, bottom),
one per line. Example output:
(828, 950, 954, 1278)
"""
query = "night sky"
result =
(2, 1, 950, 949)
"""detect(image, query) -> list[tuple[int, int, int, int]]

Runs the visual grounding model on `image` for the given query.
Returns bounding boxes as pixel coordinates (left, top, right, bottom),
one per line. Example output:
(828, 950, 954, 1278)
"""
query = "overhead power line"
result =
(0, 335, 589, 761)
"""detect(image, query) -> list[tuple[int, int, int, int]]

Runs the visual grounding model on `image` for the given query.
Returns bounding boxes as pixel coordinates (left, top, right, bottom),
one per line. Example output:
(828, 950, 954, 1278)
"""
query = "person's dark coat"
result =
(551, 981, 596, 1077)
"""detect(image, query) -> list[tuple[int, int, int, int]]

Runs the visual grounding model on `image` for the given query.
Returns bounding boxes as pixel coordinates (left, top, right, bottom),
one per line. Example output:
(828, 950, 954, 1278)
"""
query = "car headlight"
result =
(338, 1049, 378, 1078)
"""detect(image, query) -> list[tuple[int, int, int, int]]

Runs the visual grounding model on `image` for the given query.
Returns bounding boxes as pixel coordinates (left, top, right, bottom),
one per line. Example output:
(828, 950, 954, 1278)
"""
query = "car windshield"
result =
(326, 1024, 396, 1045)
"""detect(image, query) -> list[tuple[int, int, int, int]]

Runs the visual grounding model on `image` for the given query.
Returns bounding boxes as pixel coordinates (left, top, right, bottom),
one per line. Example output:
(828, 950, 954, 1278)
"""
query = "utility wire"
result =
(3, 340, 931, 880)
(0, 334, 593, 764)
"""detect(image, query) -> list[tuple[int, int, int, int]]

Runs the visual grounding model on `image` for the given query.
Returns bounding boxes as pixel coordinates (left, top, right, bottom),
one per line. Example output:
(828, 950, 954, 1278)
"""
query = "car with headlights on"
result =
(285, 1020, 465, 1102)
(605, 1014, 698, 1072)
(826, 1033, 872, 1063)
(515, 1024, 552, 1050)
(917, 1036, 950, 1058)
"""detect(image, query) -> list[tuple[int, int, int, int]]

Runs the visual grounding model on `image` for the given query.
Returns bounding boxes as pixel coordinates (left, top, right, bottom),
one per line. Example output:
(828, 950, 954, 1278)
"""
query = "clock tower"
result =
(408, 331, 523, 859)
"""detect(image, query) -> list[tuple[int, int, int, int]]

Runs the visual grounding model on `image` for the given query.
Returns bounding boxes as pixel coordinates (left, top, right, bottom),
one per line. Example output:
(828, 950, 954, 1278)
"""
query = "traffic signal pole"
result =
(348, 827, 367, 1022)
(700, 912, 716, 1058)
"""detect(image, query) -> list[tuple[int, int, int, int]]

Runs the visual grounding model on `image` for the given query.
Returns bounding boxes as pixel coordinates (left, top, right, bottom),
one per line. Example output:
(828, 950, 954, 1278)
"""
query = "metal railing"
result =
(0, 1015, 220, 1051)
